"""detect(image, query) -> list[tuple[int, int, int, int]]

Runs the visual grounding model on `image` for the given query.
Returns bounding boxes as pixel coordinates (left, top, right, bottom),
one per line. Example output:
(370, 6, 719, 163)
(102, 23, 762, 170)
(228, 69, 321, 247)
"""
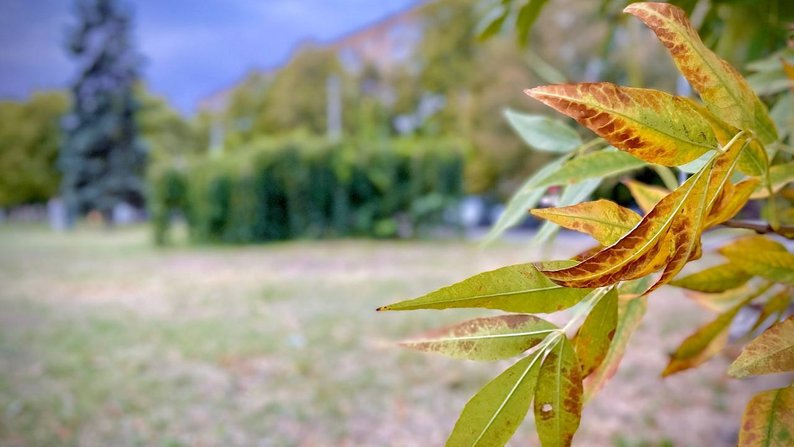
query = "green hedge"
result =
(149, 137, 465, 244)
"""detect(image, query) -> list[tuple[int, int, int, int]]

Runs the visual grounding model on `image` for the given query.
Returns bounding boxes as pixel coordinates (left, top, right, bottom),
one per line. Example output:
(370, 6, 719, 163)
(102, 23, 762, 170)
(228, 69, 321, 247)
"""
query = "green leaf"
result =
(477, 5, 508, 41)
(670, 262, 753, 293)
(504, 108, 582, 153)
(574, 287, 618, 377)
(515, 0, 550, 46)
(530, 179, 601, 246)
(534, 337, 583, 447)
(535, 149, 647, 188)
(583, 294, 647, 402)
(738, 386, 794, 447)
(446, 351, 543, 447)
(729, 316, 794, 378)
(401, 315, 557, 361)
(483, 156, 566, 244)
(378, 263, 592, 313)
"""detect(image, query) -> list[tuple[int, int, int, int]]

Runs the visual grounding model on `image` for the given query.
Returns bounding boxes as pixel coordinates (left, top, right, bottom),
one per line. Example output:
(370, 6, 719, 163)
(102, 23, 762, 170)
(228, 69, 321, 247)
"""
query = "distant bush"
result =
(149, 136, 465, 244)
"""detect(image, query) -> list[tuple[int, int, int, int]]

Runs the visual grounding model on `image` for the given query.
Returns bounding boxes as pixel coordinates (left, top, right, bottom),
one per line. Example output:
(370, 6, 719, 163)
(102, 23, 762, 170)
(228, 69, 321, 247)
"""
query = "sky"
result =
(0, 0, 418, 114)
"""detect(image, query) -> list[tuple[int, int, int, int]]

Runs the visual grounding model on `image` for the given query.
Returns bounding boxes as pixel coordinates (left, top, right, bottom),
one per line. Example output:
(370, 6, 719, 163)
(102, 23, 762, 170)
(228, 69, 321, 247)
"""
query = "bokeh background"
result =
(1, 0, 793, 446)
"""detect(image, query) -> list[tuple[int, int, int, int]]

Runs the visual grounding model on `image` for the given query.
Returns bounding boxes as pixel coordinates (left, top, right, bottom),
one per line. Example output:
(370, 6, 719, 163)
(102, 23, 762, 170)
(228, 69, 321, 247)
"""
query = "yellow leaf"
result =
(625, 2, 778, 144)
(671, 262, 752, 293)
(738, 386, 794, 447)
(530, 200, 641, 246)
(534, 337, 583, 447)
(623, 180, 668, 214)
(729, 316, 794, 378)
(704, 178, 759, 228)
(525, 83, 716, 166)
(574, 288, 618, 377)
(663, 291, 756, 376)
(721, 237, 794, 285)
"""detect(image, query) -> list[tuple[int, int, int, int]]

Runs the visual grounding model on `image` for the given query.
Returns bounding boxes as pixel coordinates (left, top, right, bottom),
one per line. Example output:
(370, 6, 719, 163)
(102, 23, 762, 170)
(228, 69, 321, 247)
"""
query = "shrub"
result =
(149, 136, 465, 244)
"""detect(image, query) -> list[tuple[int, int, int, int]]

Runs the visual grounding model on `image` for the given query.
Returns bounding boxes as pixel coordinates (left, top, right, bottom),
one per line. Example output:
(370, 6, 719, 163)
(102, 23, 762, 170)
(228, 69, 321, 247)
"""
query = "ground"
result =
(0, 224, 788, 446)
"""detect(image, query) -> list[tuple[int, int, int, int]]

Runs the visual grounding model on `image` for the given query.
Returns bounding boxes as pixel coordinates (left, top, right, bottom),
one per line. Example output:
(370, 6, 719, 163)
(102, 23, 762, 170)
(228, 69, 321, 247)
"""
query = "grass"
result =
(0, 224, 786, 446)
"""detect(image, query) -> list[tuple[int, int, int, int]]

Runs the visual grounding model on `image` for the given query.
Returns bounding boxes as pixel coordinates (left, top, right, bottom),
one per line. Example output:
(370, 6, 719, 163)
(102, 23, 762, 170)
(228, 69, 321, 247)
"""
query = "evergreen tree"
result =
(60, 0, 146, 224)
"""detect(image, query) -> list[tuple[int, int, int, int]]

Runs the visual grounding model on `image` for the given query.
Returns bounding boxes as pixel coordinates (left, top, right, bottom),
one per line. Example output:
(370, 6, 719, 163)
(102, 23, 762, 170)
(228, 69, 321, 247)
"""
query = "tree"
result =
(136, 87, 208, 164)
(0, 92, 69, 207)
(381, 3, 794, 446)
(60, 0, 146, 224)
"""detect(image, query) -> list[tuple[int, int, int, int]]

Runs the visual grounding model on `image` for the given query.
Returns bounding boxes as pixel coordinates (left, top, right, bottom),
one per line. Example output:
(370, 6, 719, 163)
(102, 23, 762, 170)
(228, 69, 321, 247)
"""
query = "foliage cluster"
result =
(381, 3, 794, 446)
(149, 136, 464, 244)
(0, 92, 68, 207)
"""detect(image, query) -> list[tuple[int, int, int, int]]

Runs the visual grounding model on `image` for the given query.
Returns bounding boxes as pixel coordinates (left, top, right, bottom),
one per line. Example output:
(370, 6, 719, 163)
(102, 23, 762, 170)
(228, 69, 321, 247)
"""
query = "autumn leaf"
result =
(574, 287, 618, 377)
(624, 2, 778, 144)
(737, 386, 794, 447)
(670, 262, 753, 293)
(721, 237, 794, 285)
(534, 337, 583, 447)
(446, 351, 543, 447)
(539, 156, 713, 289)
(531, 200, 641, 246)
(400, 315, 557, 361)
(624, 180, 668, 214)
(704, 178, 760, 228)
(583, 294, 647, 402)
(729, 316, 794, 378)
(751, 290, 792, 332)
(663, 291, 756, 376)
(378, 263, 591, 313)
(526, 83, 717, 166)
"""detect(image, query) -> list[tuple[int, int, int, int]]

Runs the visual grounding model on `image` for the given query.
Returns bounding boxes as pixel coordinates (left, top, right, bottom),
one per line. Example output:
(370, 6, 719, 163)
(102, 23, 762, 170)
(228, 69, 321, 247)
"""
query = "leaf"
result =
(378, 262, 591, 313)
(531, 200, 640, 246)
(534, 337, 583, 447)
(504, 108, 582, 153)
(525, 83, 717, 166)
(721, 237, 794, 285)
(729, 316, 794, 378)
(704, 178, 759, 228)
(737, 386, 794, 447)
(583, 294, 647, 402)
(752, 161, 794, 199)
(574, 287, 618, 377)
(686, 281, 774, 313)
(624, 2, 778, 145)
(670, 262, 753, 293)
(515, 0, 550, 46)
(539, 156, 714, 289)
(752, 290, 792, 332)
(624, 180, 668, 214)
(535, 149, 646, 188)
(662, 291, 754, 376)
(446, 351, 542, 447)
(483, 156, 567, 243)
(477, 5, 508, 41)
(530, 179, 602, 246)
(401, 315, 557, 361)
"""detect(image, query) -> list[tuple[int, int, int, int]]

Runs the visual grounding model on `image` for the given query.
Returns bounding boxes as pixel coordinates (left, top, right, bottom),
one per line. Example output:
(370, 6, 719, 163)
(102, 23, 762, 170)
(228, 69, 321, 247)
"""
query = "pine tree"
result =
(60, 0, 146, 224)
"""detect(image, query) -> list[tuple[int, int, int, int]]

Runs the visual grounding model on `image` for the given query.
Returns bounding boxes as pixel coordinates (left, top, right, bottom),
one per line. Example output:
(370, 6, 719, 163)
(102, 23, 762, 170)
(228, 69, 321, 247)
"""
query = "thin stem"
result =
(720, 219, 794, 239)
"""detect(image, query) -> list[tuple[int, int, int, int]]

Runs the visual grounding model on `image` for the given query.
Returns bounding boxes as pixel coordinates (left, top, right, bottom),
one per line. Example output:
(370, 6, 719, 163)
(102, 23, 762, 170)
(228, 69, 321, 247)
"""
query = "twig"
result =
(720, 219, 794, 238)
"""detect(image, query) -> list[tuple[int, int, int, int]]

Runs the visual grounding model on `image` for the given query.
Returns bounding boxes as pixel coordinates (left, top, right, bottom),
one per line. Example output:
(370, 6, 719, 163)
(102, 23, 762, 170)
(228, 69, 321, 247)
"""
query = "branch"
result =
(720, 219, 794, 239)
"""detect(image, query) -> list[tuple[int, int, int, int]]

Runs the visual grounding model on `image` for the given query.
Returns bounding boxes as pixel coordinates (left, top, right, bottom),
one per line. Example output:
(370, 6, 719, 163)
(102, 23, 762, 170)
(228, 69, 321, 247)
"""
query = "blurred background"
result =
(1, 0, 792, 445)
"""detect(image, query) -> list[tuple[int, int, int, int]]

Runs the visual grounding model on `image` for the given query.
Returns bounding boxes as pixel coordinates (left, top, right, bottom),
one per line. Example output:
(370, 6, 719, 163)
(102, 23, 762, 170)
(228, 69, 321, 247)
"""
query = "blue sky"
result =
(0, 0, 418, 114)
